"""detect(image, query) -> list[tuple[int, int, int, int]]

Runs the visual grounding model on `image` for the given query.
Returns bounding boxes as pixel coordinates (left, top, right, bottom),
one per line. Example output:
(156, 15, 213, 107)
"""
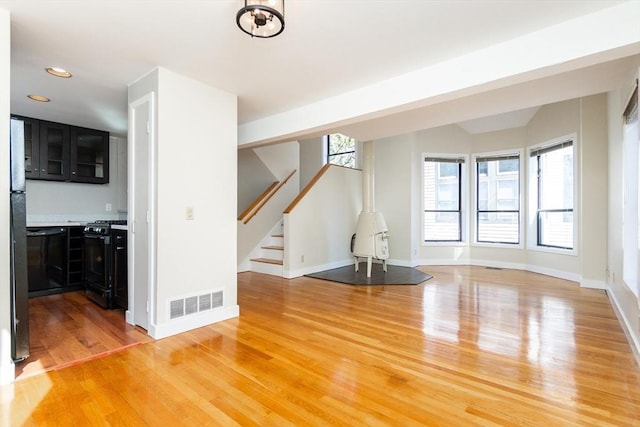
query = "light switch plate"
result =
(186, 206, 194, 220)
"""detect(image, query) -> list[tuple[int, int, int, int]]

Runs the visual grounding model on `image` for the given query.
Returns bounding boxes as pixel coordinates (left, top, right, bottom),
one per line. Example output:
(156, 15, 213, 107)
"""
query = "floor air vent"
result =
(169, 290, 224, 320)
(485, 266, 503, 270)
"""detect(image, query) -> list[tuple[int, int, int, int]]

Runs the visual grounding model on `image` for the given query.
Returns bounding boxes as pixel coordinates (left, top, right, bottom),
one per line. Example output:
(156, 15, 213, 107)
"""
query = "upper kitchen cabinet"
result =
(12, 115, 109, 184)
(20, 116, 40, 179)
(70, 127, 109, 184)
(39, 120, 71, 181)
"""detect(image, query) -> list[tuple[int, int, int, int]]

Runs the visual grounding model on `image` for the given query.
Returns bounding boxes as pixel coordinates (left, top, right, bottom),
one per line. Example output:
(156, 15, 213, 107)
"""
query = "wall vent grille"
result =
(169, 290, 224, 320)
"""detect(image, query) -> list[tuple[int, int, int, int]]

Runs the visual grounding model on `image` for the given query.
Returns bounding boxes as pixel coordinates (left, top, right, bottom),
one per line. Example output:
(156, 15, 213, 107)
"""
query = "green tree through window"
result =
(327, 134, 356, 168)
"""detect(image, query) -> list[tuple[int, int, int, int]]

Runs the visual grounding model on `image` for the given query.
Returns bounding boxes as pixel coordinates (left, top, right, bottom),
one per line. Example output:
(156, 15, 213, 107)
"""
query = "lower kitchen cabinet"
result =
(67, 226, 85, 288)
(27, 226, 85, 297)
(112, 229, 128, 309)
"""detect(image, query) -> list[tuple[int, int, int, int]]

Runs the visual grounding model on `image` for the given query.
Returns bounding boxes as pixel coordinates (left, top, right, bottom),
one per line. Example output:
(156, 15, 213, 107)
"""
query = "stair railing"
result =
(238, 169, 297, 224)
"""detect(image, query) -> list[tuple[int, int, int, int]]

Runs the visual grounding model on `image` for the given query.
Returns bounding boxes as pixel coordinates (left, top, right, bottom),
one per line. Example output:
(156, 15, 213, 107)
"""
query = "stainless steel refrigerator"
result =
(10, 117, 29, 361)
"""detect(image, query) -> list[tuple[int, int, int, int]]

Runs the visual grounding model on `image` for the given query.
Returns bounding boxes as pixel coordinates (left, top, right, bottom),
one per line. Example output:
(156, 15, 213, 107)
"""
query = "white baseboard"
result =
(524, 264, 580, 283)
(412, 258, 583, 283)
(606, 285, 640, 367)
(150, 305, 239, 340)
(580, 278, 606, 289)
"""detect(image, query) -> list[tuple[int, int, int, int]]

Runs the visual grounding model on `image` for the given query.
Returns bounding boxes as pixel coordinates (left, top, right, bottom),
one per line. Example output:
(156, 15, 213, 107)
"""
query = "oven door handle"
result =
(27, 228, 65, 237)
(84, 234, 107, 240)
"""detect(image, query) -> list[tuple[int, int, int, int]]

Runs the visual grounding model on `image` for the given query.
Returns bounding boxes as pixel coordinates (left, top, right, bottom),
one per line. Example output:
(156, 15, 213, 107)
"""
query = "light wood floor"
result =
(2, 266, 639, 426)
(15, 291, 151, 380)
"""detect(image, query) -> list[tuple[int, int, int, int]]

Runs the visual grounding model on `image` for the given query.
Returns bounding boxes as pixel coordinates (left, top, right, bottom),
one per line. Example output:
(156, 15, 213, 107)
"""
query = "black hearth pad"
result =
(305, 263, 432, 286)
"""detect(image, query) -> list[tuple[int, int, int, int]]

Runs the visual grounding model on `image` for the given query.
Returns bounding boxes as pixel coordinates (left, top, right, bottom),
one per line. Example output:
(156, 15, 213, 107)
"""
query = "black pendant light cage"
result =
(236, 0, 285, 38)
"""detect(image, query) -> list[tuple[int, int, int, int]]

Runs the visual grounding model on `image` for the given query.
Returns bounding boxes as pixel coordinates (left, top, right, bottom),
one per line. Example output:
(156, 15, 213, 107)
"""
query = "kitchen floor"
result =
(15, 291, 151, 380)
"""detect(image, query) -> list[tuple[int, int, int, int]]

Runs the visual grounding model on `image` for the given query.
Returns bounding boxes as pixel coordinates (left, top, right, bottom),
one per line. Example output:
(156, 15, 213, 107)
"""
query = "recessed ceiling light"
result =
(45, 67, 72, 78)
(28, 94, 50, 102)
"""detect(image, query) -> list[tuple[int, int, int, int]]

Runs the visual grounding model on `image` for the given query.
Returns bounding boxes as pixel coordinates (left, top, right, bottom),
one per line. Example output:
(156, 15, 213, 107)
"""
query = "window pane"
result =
(539, 211, 573, 248)
(539, 145, 573, 210)
(329, 152, 355, 168)
(424, 158, 462, 242)
(476, 156, 519, 244)
(478, 212, 519, 244)
(328, 133, 357, 168)
(498, 159, 518, 173)
(439, 163, 458, 178)
(328, 134, 356, 155)
(424, 212, 460, 241)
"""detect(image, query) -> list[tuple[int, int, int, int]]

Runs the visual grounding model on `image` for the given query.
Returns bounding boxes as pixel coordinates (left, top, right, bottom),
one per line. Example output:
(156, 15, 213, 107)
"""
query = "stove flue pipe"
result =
(362, 140, 375, 212)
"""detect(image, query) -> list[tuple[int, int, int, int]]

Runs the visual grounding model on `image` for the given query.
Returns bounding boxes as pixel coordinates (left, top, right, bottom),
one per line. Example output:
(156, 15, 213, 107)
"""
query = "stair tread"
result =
(251, 258, 284, 265)
(262, 245, 284, 250)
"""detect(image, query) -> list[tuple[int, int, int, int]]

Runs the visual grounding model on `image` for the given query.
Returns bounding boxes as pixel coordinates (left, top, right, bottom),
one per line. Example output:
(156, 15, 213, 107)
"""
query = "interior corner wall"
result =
(154, 67, 238, 335)
(607, 74, 640, 361)
(0, 7, 13, 385)
(299, 136, 325, 190)
(238, 148, 277, 213)
(579, 94, 608, 287)
(525, 98, 581, 278)
(375, 134, 415, 264)
(253, 140, 300, 181)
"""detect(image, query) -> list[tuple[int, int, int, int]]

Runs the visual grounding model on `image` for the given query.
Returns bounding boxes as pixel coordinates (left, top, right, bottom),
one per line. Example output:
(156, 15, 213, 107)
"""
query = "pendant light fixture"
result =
(236, 0, 285, 38)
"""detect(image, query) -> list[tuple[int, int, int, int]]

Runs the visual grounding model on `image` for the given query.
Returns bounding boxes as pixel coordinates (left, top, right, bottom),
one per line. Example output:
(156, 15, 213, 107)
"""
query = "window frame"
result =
(422, 153, 468, 245)
(473, 150, 523, 247)
(527, 135, 578, 254)
(325, 134, 358, 168)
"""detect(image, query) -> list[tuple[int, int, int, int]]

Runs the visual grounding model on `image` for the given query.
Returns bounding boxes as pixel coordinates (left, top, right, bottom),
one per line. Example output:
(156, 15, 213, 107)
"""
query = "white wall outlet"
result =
(106, 203, 112, 212)
(301, 255, 304, 263)
(186, 206, 194, 220)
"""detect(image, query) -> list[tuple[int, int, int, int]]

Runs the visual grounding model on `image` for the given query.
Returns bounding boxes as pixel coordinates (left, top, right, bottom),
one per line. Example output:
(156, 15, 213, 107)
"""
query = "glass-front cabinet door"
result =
(21, 116, 40, 178)
(39, 121, 70, 181)
(70, 127, 109, 184)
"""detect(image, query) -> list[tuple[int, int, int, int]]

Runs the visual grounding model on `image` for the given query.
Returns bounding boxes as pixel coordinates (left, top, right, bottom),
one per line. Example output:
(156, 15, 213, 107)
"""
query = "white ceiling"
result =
(1, 0, 638, 141)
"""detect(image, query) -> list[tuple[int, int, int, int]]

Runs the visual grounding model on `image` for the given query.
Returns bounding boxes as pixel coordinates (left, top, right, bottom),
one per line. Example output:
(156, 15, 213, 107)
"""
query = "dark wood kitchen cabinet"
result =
(112, 229, 128, 310)
(66, 226, 85, 288)
(11, 114, 109, 184)
(19, 116, 41, 179)
(39, 120, 71, 181)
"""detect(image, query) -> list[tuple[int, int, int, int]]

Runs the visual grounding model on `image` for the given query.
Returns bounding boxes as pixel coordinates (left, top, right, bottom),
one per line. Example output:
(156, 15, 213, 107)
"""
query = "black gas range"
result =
(84, 220, 127, 309)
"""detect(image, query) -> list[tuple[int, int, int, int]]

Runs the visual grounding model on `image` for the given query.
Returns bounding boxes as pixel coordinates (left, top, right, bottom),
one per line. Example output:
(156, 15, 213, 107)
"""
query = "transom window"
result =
(326, 133, 357, 168)
(475, 153, 520, 244)
(423, 156, 465, 242)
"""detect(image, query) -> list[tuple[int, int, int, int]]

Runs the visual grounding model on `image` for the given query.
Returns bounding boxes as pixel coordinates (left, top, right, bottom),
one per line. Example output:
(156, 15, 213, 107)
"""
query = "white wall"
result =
(26, 136, 127, 223)
(607, 71, 640, 361)
(375, 133, 415, 264)
(0, 7, 13, 385)
(129, 67, 238, 339)
(373, 95, 609, 285)
(299, 136, 324, 190)
(254, 141, 299, 181)
(238, 148, 276, 213)
(284, 166, 362, 278)
(237, 141, 300, 270)
(154, 68, 238, 333)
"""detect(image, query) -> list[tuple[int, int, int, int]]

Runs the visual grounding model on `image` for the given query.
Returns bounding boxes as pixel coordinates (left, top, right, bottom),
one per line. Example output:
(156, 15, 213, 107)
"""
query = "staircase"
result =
(250, 220, 285, 276)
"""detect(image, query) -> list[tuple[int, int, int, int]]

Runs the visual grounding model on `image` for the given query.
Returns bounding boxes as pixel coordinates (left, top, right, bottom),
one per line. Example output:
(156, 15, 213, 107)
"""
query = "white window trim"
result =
(526, 133, 579, 256)
(471, 149, 524, 249)
(421, 152, 469, 247)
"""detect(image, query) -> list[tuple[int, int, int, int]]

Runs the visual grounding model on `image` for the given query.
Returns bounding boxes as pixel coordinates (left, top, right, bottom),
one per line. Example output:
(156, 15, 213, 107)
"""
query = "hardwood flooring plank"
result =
(2, 266, 639, 425)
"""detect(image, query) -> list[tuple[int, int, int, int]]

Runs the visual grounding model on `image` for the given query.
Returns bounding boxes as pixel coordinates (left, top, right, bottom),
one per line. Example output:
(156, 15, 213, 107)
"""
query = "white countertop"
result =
(27, 222, 87, 228)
